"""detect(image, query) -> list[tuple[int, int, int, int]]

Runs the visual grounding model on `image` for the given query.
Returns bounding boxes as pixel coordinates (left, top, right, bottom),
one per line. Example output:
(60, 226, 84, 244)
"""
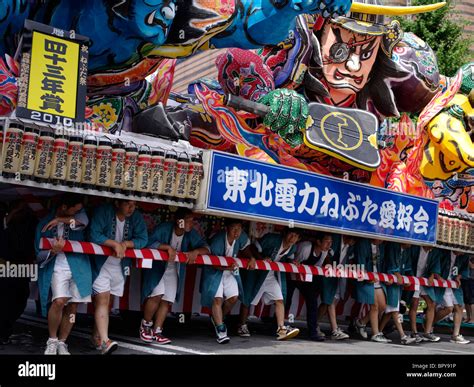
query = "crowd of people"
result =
(0, 194, 473, 355)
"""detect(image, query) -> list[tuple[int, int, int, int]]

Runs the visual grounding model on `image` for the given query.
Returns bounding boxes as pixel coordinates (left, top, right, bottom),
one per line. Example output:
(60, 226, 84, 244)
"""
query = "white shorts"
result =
(251, 272, 283, 306)
(413, 286, 428, 299)
(385, 301, 400, 313)
(51, 259, 91, 303)
(439, 288, 459, 308)
(214, 270, 239, 300)
(149, 264, 178, 303)
(92, 258, 125, 297)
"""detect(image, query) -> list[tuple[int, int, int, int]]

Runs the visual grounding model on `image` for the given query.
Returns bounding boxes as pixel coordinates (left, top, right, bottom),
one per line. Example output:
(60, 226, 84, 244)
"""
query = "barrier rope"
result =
(39, 238, 457, 289)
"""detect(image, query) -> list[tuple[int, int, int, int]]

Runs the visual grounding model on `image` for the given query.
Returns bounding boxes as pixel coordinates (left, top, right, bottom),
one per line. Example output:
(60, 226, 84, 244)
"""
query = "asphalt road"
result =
(1, 301, 473, 356)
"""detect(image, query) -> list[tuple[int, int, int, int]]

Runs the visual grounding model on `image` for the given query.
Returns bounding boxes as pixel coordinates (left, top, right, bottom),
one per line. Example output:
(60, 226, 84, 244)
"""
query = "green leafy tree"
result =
(396, 0, 472, 76)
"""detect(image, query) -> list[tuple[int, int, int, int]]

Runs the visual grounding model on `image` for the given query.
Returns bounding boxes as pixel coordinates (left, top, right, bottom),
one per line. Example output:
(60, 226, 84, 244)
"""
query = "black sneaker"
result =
(309, 334, 325, 342)
(355, 318, 368, 339)
(237, 324, 251, 337)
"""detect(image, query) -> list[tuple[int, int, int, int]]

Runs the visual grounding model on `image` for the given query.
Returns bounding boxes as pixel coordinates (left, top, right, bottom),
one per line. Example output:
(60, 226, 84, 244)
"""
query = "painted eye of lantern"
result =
(329, 43, 350, 63)
(145, 3, 175, 26)
(161, 3, 176, 20)
(361, 49, 374, 61)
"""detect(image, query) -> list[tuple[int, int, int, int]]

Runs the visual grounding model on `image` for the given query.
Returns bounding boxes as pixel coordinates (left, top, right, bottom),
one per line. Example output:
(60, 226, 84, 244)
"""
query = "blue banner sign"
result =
(206, 151, 438, 244)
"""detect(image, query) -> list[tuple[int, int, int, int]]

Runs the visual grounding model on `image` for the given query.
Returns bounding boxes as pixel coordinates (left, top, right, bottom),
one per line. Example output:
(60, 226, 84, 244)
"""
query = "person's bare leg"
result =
(452, 304, 463, 337)
(58, 303, 77, 341)
(94, 292, 111, 343)
(370, 289, 386, 335)
(223, 296, 238, 317)
(392, 312, 406, 338)
(90, 299, 98, 341)
(379, 312, 391, 332)
(318, 303, 328, 321)
(239, 304, 250, 326)
(410, 298, 420, 333)
(154, 300, 171, 330)
(143, 295, 162, 322)
(275, 299, 285, 327)
(328, 302, 338, 332)
(47, 298, 68, 338)
(434, 306, 453, 325)
(212, 298, 224, 325)
(376, 289, 387, 315)
(423, 296, 437, 333)
(368, 304, 379, 335)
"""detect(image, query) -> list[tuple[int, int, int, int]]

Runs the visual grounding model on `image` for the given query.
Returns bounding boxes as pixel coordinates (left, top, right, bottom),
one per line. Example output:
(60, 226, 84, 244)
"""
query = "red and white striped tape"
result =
(39, 238, 458, 289)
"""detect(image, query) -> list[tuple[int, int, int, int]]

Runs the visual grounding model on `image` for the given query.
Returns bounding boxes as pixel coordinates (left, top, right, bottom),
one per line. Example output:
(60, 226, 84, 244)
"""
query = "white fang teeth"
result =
(147, 10, 156, 25)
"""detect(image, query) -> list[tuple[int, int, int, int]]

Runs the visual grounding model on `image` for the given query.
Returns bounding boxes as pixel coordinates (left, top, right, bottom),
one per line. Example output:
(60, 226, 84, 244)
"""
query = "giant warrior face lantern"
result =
(305, 0, 444, 116)
(317, 0, 405, 104)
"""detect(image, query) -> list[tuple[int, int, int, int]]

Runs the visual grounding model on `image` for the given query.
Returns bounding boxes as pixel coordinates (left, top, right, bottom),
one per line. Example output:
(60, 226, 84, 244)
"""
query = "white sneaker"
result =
(139, 320, 154, 343)
(276, 325, 300, 341)
(153, 329, 172, 345)
(450, 335, 470, 345)
(331, 328, 349, 340)
(401, 335, 417, 345)
(355, 319, 368, 339)
(238, 324, 251, 337)
(216, 325, 230, 344)
(423, 332, 441, 342)
(371, 333, 391, 343)
(44, 338, 58, 355)
(57, 341, 71, 355)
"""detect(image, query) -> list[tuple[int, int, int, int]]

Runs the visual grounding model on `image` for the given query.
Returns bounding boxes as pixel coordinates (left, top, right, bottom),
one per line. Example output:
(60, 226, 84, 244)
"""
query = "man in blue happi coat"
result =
(89, 200, 148, 354)
(315, 233, 356, 341)
(200, 218, 255, 344)
(434, 250, 470, 344)
(352, 239, 395, 343)
(403, 246, 442, 343)
(290, 232, 334, 341)
(377, 243, 417, 345)
(238, 227, 301, 341)
(140, 208, 209, 345)
(35, 194, 91, 355)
